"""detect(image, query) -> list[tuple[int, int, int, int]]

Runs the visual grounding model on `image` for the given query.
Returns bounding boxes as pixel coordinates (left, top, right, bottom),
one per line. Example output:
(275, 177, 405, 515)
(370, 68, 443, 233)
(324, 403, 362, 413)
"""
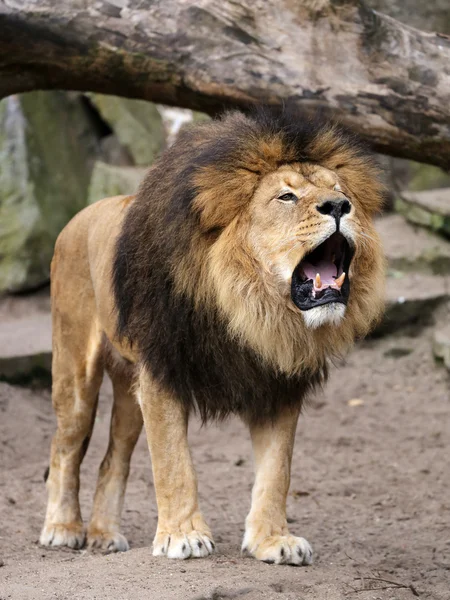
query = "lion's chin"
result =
(301, 303, 346, 329)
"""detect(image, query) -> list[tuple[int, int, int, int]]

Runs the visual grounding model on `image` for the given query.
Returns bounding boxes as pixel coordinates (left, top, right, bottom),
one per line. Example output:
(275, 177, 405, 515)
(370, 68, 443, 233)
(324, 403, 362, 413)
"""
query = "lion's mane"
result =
(113, 108, 384, 423)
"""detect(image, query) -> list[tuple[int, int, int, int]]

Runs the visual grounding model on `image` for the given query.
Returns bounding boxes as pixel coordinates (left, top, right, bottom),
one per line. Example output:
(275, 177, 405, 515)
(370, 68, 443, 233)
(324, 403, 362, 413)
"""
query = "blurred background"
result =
(2, 0, 450, 376)
(0, 2, 449, 297)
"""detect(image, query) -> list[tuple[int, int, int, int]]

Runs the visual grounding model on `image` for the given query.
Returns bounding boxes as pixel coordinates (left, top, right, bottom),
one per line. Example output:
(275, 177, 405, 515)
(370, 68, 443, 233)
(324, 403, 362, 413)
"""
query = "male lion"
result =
(40, 108, 384, 565)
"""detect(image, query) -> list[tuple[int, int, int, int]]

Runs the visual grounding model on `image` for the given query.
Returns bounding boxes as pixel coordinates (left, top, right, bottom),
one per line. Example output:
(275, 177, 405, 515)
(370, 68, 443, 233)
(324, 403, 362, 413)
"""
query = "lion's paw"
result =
(40, 522, 86, 549)
(87, 528, 129, 553)
(243, 533, 313, 566)
(153, 530, 215, 559)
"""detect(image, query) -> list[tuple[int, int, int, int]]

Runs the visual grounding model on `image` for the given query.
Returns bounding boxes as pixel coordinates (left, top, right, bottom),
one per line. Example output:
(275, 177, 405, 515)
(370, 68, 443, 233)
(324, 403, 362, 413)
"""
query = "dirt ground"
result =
(1, 324, 449, 599)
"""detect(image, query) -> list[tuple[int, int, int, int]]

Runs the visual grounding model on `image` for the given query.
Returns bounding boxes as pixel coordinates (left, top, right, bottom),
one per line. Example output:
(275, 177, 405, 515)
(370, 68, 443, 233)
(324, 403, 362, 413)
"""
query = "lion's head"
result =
(114, 108, 385, 418)
(178, 110, 385, 371)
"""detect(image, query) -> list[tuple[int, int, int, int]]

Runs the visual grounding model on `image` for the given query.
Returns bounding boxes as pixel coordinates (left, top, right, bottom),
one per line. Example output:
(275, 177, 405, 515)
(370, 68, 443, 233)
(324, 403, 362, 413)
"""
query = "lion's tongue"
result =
(303, 260, 337, 289)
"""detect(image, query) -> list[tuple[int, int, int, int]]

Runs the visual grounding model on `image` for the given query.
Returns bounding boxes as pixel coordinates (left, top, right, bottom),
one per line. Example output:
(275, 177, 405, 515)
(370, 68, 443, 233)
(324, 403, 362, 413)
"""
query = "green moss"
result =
(88, 162, 146, 205)
(394, 197, 450, 239)
(0, 92, 99, 292)
(88, 94, 166, 165)
(408, 162, 450, 191)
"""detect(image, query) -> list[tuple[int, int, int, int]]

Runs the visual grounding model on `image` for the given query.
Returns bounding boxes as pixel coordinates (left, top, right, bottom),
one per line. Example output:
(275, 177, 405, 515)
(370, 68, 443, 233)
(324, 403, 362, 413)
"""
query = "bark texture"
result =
(0, 0, 449, 167)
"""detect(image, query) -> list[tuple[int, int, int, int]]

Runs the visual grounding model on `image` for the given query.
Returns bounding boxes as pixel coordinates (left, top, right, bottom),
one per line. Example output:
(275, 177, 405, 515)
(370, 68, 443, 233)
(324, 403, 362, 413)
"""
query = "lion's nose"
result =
(316, 198, 351, 229)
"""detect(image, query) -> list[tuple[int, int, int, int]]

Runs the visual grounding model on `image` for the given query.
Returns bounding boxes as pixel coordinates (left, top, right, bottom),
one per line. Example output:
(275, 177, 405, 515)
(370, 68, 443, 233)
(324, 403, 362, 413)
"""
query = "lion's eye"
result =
(277, 192, 298, 203)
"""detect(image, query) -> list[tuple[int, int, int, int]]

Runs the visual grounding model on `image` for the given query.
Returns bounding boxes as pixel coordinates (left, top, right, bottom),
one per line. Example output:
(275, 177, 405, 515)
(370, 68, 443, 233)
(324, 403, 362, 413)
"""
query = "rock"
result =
(405, 162, 450, 192)
(88, 95, 166, 165)
(377, 273, 450, 335)
(387, 158, 450, 194)
(433, 326, 450, 371)
(382, 156, 450, 213)
(88, 162, 147, 204)
(394, 189, 450, 239)
(377, 214, 450, 275)
(374, 214, 450, 334)
(0, 92, 101, 293)
(368, 0, 450, 34)
(98, 134, 134, 167)
(0, 314, 52, 385)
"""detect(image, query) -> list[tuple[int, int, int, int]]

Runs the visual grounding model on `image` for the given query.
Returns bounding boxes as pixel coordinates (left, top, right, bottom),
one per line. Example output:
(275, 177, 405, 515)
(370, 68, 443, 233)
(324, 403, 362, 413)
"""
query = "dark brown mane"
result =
(112, 107, 380, 423)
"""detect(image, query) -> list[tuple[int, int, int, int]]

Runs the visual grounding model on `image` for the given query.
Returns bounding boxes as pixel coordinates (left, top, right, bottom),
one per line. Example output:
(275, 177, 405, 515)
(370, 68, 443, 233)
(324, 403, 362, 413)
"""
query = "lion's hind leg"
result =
(40, 314, 104, 549)
(87, 359, 143, 552)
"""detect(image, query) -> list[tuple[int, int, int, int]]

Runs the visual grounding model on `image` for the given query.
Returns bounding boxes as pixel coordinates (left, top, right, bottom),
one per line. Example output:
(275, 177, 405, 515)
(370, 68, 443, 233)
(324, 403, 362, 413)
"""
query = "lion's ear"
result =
(193, 167, 258, 230)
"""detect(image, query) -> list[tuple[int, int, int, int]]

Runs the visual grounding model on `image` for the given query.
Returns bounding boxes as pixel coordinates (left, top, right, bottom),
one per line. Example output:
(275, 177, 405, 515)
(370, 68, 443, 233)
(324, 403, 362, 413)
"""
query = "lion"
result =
(40, 108, 385, 565)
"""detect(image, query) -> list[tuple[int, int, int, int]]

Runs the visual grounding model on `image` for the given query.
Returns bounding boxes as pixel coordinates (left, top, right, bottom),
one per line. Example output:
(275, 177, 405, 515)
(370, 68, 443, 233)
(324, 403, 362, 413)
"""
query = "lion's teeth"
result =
(315, 273, 322, 288)
(335, 272, 346, 288)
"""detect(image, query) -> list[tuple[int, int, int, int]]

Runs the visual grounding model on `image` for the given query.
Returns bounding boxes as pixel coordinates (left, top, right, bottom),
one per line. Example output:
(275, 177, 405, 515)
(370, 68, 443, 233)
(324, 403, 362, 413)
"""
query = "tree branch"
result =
(1, 0, 449, 168)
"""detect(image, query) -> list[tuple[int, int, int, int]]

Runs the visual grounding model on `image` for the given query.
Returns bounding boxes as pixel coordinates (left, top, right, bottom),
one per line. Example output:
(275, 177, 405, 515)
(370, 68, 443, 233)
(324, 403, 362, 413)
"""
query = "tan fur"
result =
(193, 163, 385, 375)
(40, 197, 141, 552)
(242, 405, 313, 564)
(40, 125, 384, 563)
(139, 369, 214, 558)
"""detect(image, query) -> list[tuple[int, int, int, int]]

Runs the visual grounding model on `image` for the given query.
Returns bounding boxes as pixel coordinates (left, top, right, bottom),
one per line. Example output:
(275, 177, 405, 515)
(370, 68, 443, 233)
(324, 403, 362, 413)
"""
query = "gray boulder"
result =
(388, 158, 450, 194)
(0, 313, 52, 386)
(0, 92, 101, 293)
(433, 325, 450, 371)
(88, 162, 147, 205)
(88, 95, 166, 165)
(375, 214, 450, 333)
(381, 274, 450, 334)
(377, 214, 450, 275)
(368, 0, 450, 34)
(395, 189, 450, 239)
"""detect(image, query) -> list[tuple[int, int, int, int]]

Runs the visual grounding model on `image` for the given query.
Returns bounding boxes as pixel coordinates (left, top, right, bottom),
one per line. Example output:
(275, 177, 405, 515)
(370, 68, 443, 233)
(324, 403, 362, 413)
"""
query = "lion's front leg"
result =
(242, 405, 313, 566)
(139, 369, 214, 559)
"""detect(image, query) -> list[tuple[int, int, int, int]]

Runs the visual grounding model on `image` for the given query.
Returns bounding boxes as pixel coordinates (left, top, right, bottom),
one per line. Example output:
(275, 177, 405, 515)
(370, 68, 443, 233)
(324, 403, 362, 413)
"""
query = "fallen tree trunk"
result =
(1, 0, 449, 168)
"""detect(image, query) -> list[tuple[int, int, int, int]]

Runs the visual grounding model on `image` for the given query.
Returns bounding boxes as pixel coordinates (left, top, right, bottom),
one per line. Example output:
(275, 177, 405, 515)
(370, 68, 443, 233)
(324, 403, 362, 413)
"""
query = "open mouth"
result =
(291, 232, 355, 311)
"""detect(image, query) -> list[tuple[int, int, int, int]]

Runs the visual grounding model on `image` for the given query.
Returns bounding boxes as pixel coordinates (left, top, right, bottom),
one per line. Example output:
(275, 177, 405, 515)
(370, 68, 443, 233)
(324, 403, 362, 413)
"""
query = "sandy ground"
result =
(1, 323, 449, 600)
